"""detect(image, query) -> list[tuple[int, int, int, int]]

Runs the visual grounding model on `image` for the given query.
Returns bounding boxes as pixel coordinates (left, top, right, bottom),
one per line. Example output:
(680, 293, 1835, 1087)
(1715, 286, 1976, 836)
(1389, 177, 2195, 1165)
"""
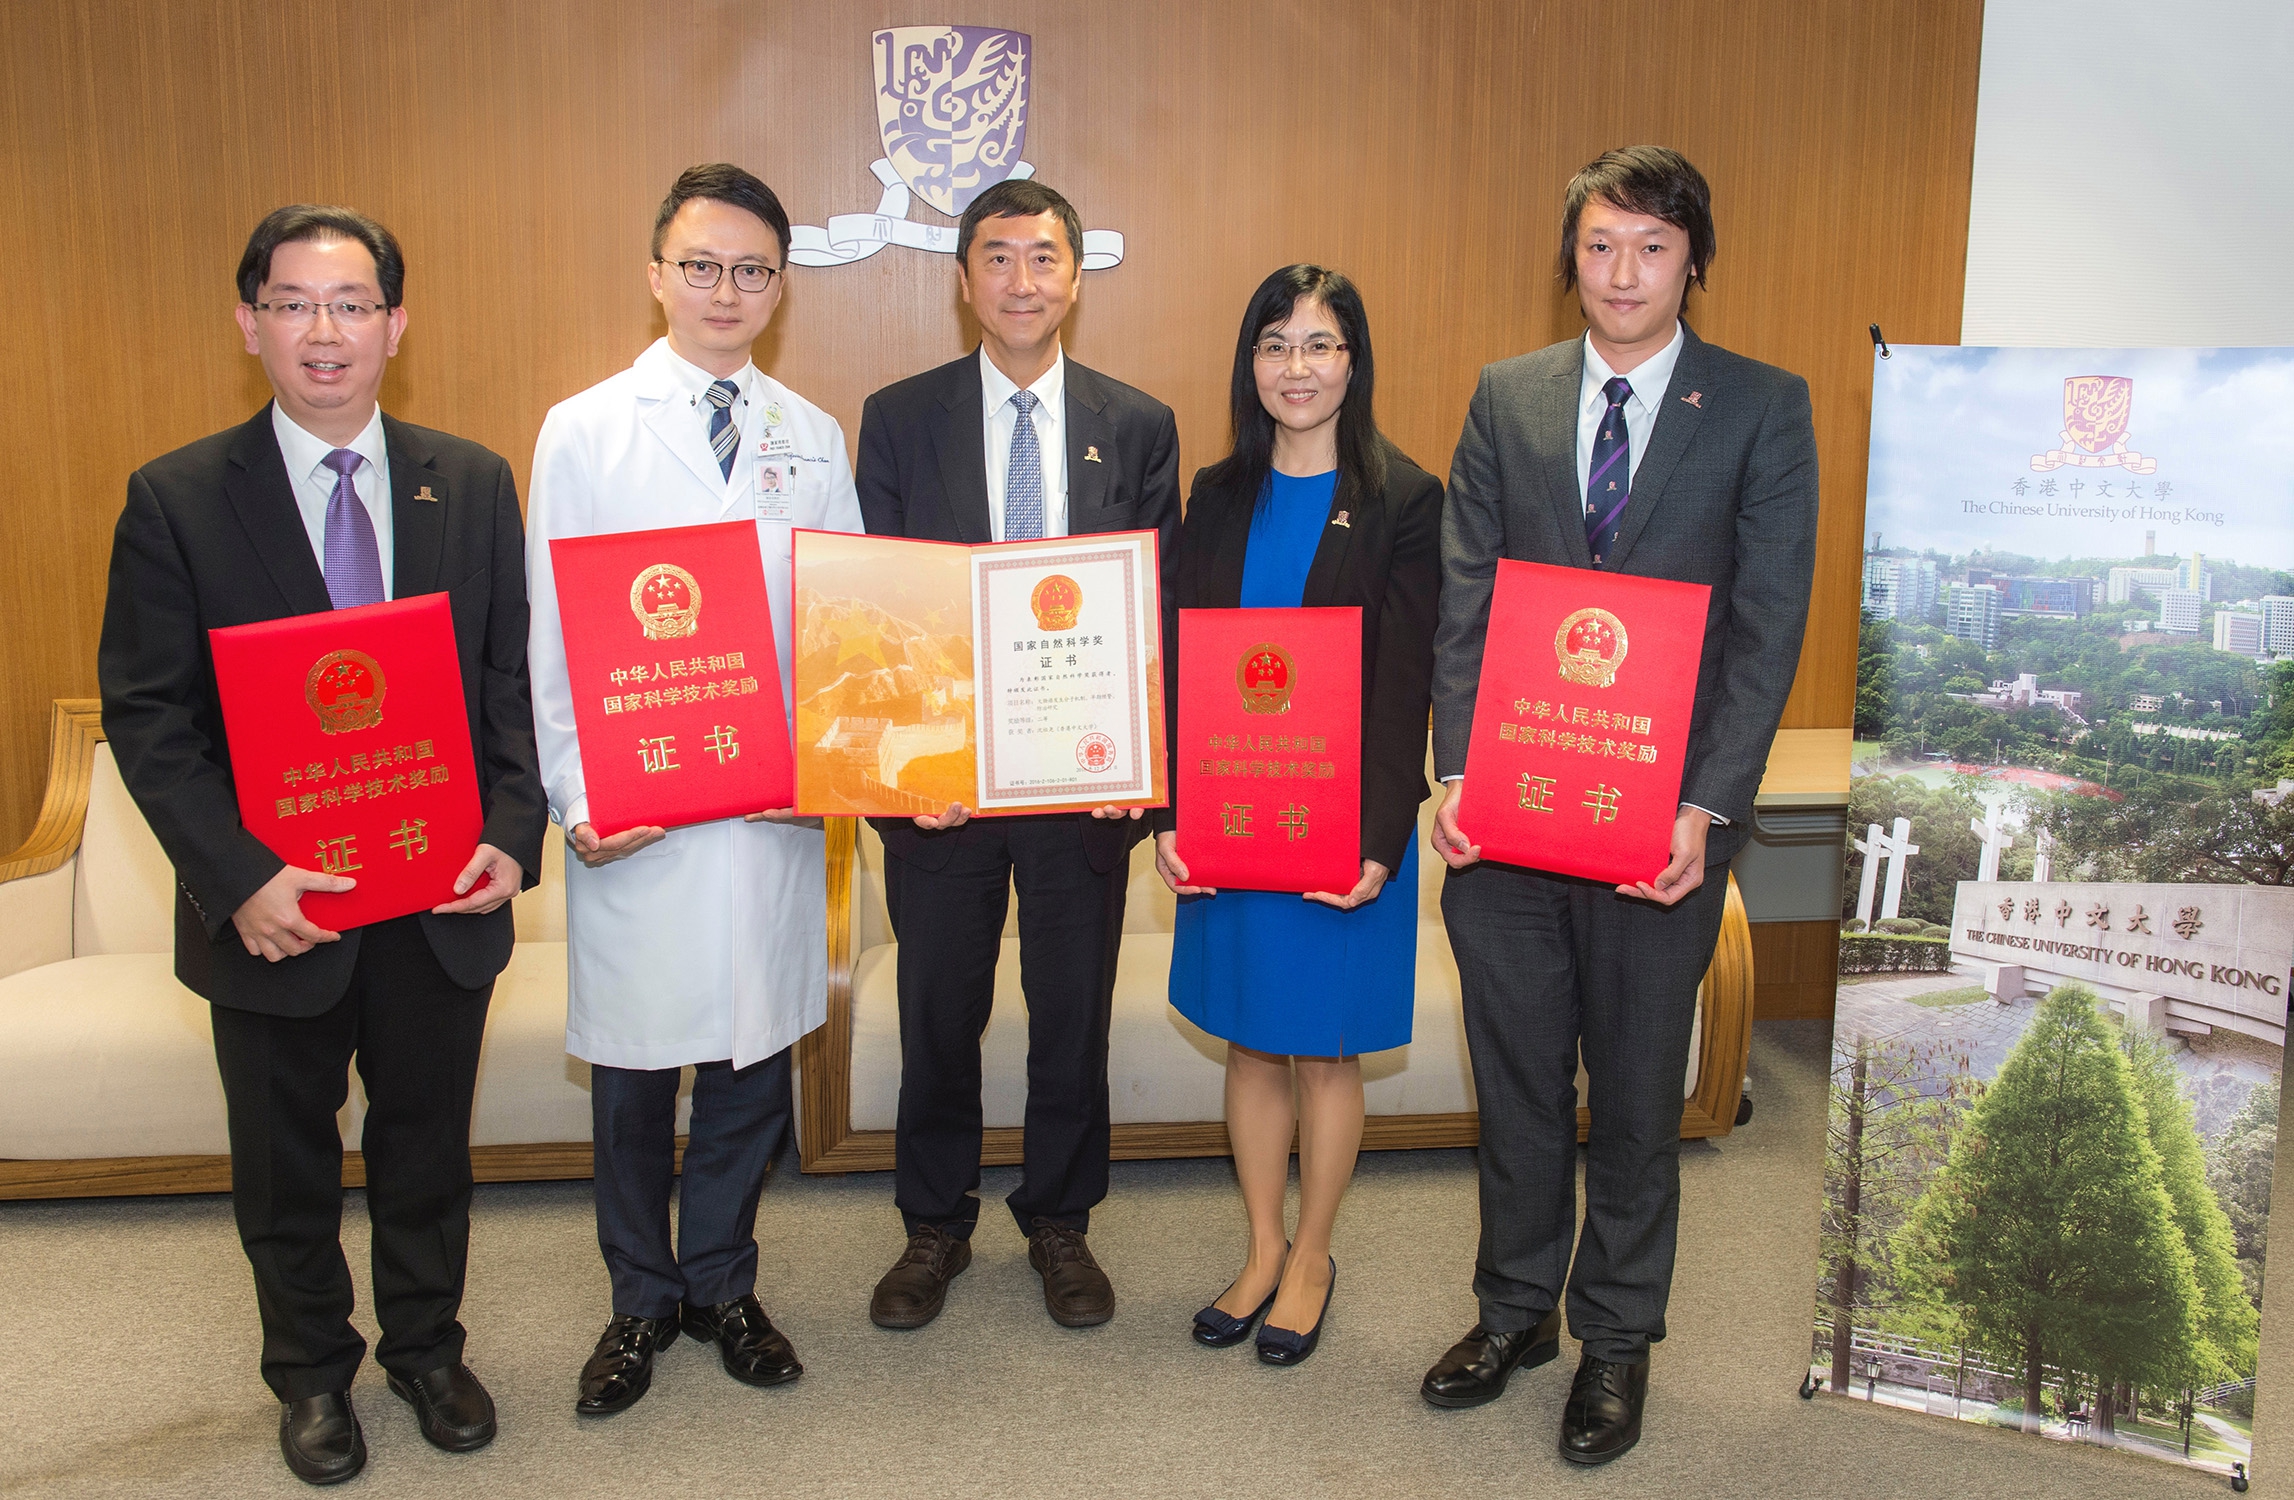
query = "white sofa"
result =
(0, 701, 1752, 1197)
(0, 704, 601, 1196)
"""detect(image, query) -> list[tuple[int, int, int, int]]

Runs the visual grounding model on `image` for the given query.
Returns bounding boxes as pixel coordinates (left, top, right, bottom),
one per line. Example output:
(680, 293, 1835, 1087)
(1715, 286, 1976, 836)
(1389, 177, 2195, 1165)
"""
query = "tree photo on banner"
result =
(1815, 345, 2294, 1481)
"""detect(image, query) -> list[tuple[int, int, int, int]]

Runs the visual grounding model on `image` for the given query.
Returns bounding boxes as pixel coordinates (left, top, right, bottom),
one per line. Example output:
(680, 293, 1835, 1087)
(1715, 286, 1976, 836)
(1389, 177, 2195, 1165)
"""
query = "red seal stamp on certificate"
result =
(1076, 731, 1116, 773)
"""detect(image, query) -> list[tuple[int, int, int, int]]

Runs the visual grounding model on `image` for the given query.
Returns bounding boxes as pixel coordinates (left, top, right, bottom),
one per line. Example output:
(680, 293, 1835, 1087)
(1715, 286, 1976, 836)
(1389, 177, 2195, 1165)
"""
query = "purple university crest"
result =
(788, 25, 1124, 270)
(875, 27, 1029, 218)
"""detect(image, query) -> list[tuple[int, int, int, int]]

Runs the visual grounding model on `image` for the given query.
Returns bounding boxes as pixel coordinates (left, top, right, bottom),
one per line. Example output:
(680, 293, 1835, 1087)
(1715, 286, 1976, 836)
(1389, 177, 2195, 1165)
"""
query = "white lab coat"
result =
(527, 339, 863, 1069)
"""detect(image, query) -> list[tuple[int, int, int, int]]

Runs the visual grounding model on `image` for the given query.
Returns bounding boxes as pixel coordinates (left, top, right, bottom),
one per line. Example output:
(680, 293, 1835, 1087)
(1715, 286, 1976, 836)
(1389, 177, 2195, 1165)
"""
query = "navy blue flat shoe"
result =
(1257, 1258, 1336, 1366)
(1193, 1278, 1279, 1347)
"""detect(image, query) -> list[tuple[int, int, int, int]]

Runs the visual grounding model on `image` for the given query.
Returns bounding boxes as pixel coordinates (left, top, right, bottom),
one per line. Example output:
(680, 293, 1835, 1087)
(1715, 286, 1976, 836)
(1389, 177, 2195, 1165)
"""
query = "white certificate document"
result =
(971, 531, 1161, 811)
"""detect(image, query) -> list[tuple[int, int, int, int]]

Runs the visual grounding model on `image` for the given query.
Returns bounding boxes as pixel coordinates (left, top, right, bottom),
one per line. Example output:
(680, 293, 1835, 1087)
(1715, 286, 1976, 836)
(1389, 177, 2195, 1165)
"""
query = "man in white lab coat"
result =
(525, 164, 863, 1416)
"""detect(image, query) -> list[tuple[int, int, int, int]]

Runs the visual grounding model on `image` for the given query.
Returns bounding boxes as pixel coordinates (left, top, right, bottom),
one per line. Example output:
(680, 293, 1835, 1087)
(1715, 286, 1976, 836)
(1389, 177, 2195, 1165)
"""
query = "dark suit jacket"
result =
(1153, 445, 1442, 873)
(1432, 326, 1818, 866)
(854, 351, 1182, 874)
(97, 405, 549, 1016)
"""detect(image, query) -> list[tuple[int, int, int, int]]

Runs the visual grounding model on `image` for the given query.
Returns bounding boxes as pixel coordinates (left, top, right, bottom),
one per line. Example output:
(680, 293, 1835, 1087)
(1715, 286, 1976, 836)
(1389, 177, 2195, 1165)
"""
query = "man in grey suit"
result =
(1419, 147, 1816, 1463)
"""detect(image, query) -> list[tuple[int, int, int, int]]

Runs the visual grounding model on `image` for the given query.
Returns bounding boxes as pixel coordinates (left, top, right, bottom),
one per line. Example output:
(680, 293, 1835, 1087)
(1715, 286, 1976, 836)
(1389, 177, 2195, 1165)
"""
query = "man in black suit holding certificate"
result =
(1422, 148, 1816, 1463)
(98, 206, 545, 1484)
(854, 178, 1180, 1331)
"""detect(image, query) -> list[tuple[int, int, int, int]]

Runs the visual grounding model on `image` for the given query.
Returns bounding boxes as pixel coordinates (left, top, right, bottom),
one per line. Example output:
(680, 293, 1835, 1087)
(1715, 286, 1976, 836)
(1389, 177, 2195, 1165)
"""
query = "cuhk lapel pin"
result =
(1331, 510, 1351, 528)
(1682, 391, 1704, 408)
(414, 485, 439, 502)
(1084, 445, 1102, 464)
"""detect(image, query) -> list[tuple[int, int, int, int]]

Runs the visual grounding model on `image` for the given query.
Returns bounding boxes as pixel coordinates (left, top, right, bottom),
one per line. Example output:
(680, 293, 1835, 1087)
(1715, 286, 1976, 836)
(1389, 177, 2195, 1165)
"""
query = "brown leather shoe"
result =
(870, 1225, 973, 1329)
(1026, 1220, 1114, 1327)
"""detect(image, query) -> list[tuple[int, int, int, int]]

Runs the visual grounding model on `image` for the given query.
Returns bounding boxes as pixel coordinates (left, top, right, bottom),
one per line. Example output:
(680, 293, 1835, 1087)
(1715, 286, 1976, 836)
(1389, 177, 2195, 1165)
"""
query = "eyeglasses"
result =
(1253, 336, 1350, 365)
(251, 299, 387, 326)
(662, 258, 782, 293)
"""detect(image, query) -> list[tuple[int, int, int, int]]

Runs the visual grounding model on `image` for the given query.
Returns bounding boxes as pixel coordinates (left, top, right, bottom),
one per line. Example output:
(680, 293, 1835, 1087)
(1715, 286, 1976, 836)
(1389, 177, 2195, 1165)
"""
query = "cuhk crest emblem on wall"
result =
(2031, 375, 2158, 474)
(789, 27, 1125, 269)
(879, 27, 1028, 218)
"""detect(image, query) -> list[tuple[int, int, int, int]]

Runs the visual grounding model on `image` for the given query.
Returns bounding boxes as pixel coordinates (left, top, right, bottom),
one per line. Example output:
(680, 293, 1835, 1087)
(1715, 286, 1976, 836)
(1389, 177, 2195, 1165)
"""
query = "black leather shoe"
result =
(1561, 1351, 1650, 1464)
(870, 1225, 973, 1330)
(1420, 1308, 1563, 1408)
(1256, 1257, 1336, 1366)
(1026, 1220, 1114, 1327)
(576, 1313, 680, 1416)
(386, 1362, 496, 1452)
(279, 1391, 365, 1485)
(681, 1293, 803, 1386)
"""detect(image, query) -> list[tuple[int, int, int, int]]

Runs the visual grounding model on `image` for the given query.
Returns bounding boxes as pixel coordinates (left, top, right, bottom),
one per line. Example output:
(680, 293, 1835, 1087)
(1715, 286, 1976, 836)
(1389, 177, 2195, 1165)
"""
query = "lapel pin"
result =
(1331, 510, 1351, 528)
(414, 485, 439, 503)
(1084, 445, 1102, 464)
(1683, 391, 1704, 408)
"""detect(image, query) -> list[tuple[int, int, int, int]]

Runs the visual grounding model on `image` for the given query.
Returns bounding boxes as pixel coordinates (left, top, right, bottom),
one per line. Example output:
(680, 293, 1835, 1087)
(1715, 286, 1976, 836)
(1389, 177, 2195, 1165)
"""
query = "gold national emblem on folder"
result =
(1030, 573, 1081, 631)
(1237, 642, 1296, 715)
(630, 563, 703, 640)
(305, 649, 387, 734)
(1554, 607, 1629, 689)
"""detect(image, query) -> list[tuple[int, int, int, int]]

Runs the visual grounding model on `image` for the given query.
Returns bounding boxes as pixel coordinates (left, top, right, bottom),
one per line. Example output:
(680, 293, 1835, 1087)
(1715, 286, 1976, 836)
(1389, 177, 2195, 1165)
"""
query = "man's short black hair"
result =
(956, 178, 1084, 270)
(236, 205, 406, 307)
(1556, 146, 1716, 292)
(652, 163, 792, 265)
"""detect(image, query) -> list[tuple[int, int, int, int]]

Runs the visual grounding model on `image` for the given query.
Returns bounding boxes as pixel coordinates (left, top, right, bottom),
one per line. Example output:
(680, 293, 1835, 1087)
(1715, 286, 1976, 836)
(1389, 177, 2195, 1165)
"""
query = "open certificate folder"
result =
(791, 529, 1166, 818)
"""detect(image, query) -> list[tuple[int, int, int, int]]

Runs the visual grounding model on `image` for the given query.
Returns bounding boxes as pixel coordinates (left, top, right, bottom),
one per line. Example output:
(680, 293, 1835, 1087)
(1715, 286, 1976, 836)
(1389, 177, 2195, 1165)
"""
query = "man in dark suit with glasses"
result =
(99, 205, 545, 1484)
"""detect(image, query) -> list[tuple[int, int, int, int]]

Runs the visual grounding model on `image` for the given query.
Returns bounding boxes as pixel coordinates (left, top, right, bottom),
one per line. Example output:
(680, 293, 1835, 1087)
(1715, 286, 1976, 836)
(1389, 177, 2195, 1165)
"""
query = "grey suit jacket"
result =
(1431, 326, 1817, 865)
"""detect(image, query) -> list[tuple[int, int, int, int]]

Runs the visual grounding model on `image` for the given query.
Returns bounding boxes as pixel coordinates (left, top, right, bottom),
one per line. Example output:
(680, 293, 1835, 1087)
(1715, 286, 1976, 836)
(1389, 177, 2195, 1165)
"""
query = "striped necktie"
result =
(320, 447, 384, 608)
(1585, 376, 1633, 566)
(1005, 389, 1044, 540)
(705, 378, 740, 481)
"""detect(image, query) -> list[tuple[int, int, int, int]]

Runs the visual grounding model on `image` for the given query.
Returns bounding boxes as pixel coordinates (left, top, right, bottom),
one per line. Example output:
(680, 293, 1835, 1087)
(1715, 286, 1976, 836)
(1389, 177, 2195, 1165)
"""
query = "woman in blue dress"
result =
(1153, 265, 1442, 1364)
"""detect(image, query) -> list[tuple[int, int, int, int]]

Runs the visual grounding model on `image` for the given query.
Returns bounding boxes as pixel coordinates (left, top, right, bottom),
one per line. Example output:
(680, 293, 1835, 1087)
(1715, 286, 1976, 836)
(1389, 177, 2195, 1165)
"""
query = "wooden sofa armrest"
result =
(0, 701, 105, 980)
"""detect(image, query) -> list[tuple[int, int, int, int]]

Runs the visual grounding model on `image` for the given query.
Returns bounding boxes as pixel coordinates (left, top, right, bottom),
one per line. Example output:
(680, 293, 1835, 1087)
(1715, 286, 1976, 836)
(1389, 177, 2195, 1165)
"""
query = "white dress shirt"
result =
(1574, 321, 1686, 510)
(273, 403, 393, 597)
(979, 344, 1068, 540)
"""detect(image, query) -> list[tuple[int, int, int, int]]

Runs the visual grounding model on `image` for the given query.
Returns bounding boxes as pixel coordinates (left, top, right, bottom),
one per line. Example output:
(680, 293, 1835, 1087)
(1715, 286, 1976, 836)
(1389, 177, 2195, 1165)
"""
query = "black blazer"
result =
(1154, 446, 1442, 873)
(97, 405, 549, 1017)
(1433, 326, 1818, 866)
(854, 351, 1182, 874)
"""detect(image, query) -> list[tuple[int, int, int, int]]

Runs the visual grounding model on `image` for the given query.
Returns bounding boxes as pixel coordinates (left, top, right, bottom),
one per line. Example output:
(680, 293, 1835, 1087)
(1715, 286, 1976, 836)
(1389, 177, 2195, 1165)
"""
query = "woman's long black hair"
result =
(1198, 264, 1387, 510)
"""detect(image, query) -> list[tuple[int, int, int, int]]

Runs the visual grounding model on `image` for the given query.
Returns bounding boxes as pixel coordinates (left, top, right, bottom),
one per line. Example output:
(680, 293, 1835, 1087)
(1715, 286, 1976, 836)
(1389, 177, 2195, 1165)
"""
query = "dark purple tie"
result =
(321, 448, 384, 608)
(1585, 376, 1633, 565)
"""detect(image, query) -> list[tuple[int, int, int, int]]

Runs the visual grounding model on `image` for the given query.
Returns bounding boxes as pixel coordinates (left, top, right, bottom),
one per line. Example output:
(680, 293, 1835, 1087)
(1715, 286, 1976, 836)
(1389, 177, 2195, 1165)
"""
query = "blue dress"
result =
(1167, 469, 1419, 1057)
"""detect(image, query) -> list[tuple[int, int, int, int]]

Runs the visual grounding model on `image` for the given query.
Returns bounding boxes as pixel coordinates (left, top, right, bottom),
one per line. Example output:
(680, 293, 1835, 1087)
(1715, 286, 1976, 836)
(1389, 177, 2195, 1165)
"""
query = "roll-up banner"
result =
(1813, 346, 2294, 1483)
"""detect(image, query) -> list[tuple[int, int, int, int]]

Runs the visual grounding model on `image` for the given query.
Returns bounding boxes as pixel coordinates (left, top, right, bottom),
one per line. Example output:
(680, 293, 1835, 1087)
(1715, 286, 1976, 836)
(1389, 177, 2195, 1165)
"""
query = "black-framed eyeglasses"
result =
(1253, 336, 1350, 365)
(660, 258, 782, 293)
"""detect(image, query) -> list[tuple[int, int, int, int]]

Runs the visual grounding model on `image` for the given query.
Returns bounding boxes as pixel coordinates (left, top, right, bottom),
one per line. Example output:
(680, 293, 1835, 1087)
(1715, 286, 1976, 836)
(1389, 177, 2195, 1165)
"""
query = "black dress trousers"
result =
(1440, 860, 1729, 1364)
(885, 814, 1129, 1237)
(207, 915, 492, 1401)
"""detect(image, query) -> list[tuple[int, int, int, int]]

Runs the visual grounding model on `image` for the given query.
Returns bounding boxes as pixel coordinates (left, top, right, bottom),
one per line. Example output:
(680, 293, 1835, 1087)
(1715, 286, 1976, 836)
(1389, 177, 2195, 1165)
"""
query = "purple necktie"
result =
(321, 448, 384, 609)
(1585, 376, 1633, 566)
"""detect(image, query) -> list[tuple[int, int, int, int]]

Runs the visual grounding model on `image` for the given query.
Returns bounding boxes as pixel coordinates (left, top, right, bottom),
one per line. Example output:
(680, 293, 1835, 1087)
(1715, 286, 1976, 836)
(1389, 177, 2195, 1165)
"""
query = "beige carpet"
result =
(1, 1021, 2284, 1498)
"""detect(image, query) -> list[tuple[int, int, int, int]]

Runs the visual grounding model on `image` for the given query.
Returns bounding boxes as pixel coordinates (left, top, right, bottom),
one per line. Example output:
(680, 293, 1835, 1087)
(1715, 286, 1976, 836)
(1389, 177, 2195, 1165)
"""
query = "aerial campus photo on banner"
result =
(1815, 345, 2294, 1482)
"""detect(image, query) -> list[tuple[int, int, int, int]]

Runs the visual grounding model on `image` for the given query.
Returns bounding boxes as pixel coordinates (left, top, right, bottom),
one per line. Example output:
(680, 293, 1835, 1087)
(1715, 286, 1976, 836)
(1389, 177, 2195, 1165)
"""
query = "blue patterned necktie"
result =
(1005, 388, 1044, 540)
(320, 447, 384, 608)
(705, 378, 740, 481)
(1585, 375, 1634, 565)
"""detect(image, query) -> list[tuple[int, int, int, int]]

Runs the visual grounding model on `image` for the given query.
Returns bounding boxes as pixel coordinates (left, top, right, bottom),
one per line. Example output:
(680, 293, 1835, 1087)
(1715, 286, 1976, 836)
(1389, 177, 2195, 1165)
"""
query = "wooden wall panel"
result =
(0, 0, 1981, 855)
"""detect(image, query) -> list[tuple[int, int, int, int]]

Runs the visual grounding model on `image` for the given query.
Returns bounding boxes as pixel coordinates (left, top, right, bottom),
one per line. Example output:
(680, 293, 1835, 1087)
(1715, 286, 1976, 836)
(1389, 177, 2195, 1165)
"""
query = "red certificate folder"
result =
(549, 520, 793, 837)
(1457, 561, 1711, 885)
(1176, 607, 1361, 894)
(209, 593, 484, 931)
